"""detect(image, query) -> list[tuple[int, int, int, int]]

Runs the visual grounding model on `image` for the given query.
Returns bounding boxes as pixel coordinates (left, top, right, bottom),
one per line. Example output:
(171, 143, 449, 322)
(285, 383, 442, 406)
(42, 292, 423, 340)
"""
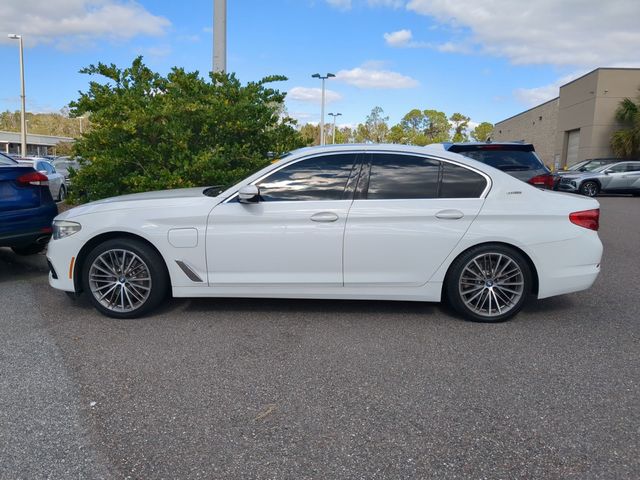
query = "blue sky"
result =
(1, 0, 639, 130)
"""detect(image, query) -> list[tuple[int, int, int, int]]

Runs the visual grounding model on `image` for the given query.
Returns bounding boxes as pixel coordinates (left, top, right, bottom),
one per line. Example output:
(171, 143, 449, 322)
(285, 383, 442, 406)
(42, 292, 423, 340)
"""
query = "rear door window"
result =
(366, 154, 440, 200)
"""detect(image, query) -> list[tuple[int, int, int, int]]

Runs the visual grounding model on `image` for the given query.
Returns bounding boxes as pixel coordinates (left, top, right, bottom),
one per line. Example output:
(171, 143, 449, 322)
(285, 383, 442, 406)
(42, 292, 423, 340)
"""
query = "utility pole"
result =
(312, 73, 335, 146)
(328, 112, 342, 144)
(213, 0, 227, 73)
(8, 34, 27, 156)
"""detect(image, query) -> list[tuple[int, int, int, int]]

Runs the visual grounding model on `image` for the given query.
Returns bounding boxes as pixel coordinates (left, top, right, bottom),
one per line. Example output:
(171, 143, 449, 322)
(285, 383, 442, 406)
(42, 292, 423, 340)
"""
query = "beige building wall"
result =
(494, 68, 640, 168)
(492, 98, 558, 166)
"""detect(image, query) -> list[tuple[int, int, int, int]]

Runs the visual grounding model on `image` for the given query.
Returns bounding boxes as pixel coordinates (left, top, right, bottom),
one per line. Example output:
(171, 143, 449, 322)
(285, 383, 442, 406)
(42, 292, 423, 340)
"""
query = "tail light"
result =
(528, 173, 555, 189)
(17, 171, 49, 186)
(570, 209, 599, 231)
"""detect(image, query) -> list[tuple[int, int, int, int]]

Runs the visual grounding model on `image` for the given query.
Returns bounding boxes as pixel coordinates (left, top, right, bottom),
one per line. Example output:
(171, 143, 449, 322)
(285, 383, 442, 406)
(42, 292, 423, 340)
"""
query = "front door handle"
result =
(436, 209, 464, 220)
(310, 212, 339, 223)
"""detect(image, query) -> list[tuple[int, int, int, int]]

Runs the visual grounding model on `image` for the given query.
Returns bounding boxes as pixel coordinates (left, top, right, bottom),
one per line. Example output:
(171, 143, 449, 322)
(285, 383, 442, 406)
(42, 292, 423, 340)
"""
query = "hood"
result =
(90, 187, 209, 204)
(57, 187, 222, 220)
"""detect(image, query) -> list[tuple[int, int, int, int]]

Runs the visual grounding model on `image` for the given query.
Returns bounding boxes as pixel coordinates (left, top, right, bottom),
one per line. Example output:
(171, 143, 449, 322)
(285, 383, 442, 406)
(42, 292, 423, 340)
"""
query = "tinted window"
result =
(607, 163, 628, 173)
(459, 150, 544, 171)
(257, 154, 357, 202)
(367, 154, 439, 199)
(440, 163, 487, 198)
(628, 163, 640, 172)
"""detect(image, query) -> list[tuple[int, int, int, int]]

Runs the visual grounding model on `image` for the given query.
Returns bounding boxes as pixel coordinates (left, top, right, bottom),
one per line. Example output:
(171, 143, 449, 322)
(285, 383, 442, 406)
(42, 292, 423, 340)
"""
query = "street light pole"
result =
(328, 112, 342, 144)
(8, 34, 27, 156)
(312, 73, 335, 146)
(213, 0, 227, 73)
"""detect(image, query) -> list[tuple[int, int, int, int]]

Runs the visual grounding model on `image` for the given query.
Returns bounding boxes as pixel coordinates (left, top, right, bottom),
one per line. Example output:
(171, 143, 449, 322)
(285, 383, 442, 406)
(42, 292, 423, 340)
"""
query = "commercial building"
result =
(493, 68, 640, 168)
(0, 131, 74, 156)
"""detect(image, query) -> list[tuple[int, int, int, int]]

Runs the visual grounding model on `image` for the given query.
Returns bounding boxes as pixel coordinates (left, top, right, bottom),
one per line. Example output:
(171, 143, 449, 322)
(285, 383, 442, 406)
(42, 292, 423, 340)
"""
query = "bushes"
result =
(69, 57, 306, 203)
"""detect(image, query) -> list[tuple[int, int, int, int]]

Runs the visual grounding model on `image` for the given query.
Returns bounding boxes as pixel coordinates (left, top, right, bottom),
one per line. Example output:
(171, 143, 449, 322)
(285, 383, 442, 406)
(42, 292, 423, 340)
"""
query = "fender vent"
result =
(175, 260, 203, 282)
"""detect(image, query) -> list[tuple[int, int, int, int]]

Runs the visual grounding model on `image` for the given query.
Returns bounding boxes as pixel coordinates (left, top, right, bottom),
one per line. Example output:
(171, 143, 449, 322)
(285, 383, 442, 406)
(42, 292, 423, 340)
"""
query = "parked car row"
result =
(554, 160, 640, 197)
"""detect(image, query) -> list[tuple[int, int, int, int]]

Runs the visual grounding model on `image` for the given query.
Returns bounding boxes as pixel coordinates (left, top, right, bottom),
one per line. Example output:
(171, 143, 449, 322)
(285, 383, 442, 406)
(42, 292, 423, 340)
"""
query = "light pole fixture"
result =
(328, 112, 342, 144)
(312, 73, 335, 146)
(213, 0, 227, 73)
(8, 34, 27, 157)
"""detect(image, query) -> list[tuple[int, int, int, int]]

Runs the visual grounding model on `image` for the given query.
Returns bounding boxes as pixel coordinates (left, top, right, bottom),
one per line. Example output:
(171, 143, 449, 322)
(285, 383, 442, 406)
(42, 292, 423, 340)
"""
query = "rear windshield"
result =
(456, 150, 545, 171)
(0, 153, 17, 165)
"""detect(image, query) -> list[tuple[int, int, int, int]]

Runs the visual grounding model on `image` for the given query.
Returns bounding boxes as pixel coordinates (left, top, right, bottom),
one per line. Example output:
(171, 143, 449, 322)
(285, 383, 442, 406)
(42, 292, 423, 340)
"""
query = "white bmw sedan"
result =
(47, 144, 603, 322)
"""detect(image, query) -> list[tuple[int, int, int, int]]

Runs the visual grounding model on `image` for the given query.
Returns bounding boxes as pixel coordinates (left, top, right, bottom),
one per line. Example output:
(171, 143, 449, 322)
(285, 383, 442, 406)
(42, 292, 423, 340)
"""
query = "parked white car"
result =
(47, 144, 603, 322)
(19, 158, 67, 201)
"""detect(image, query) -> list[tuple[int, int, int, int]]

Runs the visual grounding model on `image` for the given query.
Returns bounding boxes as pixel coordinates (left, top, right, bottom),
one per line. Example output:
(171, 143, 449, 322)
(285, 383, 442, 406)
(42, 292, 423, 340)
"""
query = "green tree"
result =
(355, 106, 389, 143)
(471, 121, 494, 142)
(449, 112, 470, 142)
(387, 108, 451, 145)
(68, 57, 305, 203)
(610, 95, 640, 158)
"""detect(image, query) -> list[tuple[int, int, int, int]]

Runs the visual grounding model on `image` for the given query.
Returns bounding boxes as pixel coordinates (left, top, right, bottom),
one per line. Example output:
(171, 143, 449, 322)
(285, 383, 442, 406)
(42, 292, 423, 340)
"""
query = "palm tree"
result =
(611, 95, 640, 158)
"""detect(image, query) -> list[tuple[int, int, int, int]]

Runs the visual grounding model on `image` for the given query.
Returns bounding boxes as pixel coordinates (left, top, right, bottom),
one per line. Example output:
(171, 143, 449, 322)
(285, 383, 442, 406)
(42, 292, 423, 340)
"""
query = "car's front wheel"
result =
(579, 181, 599, 197)
(81, 238, 169, 319)
(446, 245, 532, 323)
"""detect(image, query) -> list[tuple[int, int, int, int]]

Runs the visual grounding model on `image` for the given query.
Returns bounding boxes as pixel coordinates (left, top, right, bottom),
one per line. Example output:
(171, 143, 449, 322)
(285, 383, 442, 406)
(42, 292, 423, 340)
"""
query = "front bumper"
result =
(46, 235, 80, 292)
(556, 179, 580, 193)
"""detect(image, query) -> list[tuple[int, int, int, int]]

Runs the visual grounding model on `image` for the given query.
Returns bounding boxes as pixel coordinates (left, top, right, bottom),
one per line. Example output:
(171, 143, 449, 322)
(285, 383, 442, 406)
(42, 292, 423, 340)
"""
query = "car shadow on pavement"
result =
(0, 248, 49, 283)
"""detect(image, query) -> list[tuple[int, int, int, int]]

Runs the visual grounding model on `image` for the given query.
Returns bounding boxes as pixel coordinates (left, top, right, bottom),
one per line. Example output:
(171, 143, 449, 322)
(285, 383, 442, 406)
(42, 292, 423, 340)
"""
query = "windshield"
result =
(569, 160, 612, 172)
(457, 150, 546, 171)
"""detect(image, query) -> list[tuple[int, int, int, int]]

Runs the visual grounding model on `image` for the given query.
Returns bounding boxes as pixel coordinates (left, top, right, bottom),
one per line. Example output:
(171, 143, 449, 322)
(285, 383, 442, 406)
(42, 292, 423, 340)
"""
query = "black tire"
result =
(579, 181, 599, 197)
(445, 244, 532, 323)
(12, 243, 47, 256)
(81, 238, 169, 319)
(57, 185, 66, 202)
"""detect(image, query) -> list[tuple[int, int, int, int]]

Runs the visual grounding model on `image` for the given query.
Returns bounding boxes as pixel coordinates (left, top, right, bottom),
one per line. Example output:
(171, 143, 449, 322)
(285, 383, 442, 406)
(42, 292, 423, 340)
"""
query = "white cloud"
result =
(326, 0, 352, 10)
(514, 72, 586, 107)
(0, 0, 170, 47)
(406, 0, 640, 67)
(335, 65, 419, 89)
(288, 87, 342, 104)
(384, 29, 413, 47)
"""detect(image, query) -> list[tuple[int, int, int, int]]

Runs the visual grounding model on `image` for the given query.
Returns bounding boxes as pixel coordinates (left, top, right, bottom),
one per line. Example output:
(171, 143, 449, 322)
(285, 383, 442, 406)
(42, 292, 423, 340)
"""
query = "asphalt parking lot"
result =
(1, 196, 639, 479)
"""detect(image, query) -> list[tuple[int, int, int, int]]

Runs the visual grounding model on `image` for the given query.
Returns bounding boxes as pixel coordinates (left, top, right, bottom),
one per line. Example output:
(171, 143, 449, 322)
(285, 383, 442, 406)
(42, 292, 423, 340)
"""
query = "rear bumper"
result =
(0, 202, 58, 248)
(530, 232, 603, 299)
(0, 229, 52, 248)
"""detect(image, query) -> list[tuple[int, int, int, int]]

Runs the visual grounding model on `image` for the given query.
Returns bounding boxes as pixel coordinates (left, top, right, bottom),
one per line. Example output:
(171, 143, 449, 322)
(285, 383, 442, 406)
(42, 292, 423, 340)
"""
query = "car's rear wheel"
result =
(81, 238, 168, 319)
(57, 185, 66, 202)
(580, 181, 599, 197)
(446, 245, 532, 323)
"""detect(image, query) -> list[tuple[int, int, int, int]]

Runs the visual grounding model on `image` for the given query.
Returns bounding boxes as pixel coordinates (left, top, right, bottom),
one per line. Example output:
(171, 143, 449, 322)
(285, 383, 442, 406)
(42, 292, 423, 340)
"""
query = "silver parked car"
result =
(18, 158, 67, 201)
(556, 160, 640, 197)
(52, 156, 81, 187)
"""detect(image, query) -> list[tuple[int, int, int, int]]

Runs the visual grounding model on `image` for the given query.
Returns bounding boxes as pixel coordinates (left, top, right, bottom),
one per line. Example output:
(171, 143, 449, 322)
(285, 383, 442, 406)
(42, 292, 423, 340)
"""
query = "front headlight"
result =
(53, 220, 82, 240)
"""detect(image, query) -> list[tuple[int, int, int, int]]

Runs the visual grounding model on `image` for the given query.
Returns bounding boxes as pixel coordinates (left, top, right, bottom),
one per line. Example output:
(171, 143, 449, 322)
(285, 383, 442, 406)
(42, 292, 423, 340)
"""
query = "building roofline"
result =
(495, 97, 558, 125)
(560, 67, 640, 90)
(495, 67, 640, 125)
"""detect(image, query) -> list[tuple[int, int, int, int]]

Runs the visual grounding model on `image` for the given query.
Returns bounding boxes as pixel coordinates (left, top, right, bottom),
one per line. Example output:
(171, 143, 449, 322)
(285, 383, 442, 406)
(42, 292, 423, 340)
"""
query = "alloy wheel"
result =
(88, 249, 152, 313)
(458, 253, 525, 318)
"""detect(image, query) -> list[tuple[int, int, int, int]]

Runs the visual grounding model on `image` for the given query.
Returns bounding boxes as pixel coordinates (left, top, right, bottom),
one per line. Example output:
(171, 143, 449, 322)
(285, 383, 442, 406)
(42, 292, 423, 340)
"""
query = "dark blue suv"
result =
(0, 152, 58, 255)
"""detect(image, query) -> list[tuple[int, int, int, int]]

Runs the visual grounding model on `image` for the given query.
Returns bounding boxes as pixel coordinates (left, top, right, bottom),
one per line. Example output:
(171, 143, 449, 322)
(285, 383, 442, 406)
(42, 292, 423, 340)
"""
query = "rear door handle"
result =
(436, 209, 464, 220)
(310, 212, 339, 223)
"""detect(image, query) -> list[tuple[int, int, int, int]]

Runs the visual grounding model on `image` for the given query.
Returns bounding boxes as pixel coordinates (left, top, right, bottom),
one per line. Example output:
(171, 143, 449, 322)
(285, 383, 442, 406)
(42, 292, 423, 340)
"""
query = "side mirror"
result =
(238, 184, 260, 203)
(603, 170, 610, 175)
